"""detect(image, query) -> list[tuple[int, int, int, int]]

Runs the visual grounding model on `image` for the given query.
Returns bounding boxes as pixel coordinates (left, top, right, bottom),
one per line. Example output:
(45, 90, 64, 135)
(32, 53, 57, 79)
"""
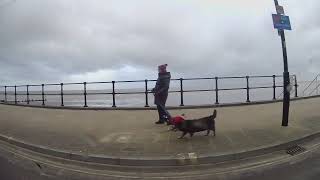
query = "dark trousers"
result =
(155, 93, 171, 122)
(157, 104, 171, 122)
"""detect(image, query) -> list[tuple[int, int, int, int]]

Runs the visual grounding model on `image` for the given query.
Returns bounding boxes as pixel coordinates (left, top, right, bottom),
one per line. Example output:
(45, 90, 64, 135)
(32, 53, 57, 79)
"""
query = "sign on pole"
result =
(272, 14, 292, 30)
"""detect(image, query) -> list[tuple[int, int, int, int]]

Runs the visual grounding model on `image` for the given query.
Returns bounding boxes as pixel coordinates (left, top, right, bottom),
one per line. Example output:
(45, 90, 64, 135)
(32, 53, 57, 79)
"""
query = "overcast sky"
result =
(0, 0, 319, 85)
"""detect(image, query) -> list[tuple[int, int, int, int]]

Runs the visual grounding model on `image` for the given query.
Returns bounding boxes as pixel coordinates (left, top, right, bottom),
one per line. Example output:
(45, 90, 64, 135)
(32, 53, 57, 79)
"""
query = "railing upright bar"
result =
(215, 77, 219, 104)
(246, 76, 250, 102)
(41, 84, 45, 106)
(27, 85, 30, 104)
(317, 76, 319, 95)
(144, 79, 149, 107)
(180, 78, 184, 106)
(83, 82, 88, 107)
(14, 85, 17, 104)
(302, 74, 319, 96)
(309, 80, 320, 96)
(294, 75, 298, 97)
(60, 83, 64, 106)
(273, 75, 276, 100)
(4, 86, 7, 103)
(112, 81, 116, 107)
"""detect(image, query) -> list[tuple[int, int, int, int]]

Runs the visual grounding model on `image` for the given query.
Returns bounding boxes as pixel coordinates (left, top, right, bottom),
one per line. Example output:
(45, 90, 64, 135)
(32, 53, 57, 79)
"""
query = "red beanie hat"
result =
(158, 64, 168, 72)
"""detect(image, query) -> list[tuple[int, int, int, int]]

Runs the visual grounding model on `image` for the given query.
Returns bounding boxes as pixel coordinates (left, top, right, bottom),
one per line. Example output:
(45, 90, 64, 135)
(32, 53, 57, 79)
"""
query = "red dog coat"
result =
(170, 115, 185, 126)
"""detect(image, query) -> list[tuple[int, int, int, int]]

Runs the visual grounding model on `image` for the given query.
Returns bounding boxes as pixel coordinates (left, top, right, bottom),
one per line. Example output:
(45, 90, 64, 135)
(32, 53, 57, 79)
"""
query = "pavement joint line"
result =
(0, 131, 320, 166)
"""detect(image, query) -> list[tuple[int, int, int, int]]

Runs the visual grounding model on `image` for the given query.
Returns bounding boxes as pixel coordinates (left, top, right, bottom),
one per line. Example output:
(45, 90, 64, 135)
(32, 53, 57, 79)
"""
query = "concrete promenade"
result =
(0, 97, 320, 165)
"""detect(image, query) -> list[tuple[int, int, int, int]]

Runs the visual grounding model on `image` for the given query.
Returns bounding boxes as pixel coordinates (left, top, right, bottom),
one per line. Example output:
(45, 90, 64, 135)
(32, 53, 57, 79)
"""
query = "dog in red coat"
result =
(170, 110, 217, 139)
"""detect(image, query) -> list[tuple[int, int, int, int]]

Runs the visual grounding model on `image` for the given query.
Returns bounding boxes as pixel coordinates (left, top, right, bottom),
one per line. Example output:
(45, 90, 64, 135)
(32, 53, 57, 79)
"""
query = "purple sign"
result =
(272, 14, 292, 30)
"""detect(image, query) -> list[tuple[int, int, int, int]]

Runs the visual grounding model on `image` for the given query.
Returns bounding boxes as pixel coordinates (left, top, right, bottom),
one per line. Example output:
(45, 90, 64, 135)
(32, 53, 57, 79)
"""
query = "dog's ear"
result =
(213, 109, 217, 118)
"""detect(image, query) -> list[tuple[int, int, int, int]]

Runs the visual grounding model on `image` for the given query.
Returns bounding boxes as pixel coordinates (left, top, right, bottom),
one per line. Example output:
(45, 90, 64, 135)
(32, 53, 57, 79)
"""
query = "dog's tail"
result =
(213, 109, 217, 119)
(207, 109, 217, 128)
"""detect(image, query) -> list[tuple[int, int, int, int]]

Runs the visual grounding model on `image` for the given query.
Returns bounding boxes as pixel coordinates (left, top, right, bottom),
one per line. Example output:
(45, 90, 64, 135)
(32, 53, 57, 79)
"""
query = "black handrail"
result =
(4, 86, 7, 103)
(14, 85, 17, 104)
(180, 78, 184, 106)
(26, 85, 30, 105)
(112, 81, 116, 107)
(215, 77, 219, 104)
(41, 84, 45, 106)
(0, 74, 299, 108)
(273, 75, 276, 100)
(144, 79, 149, 107)
(246, 76, 250, 102)
(60, 83, 64, 106)
(83, 82, 88, 107)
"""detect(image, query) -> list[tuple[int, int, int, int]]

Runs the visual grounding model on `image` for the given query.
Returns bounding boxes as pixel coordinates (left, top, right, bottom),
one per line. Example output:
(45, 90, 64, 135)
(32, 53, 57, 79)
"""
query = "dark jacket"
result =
(153, 72, 171, 105)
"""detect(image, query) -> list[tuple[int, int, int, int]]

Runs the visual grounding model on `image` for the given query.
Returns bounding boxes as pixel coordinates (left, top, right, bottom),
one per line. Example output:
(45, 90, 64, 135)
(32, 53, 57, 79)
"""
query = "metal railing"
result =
(0, 75, 298, 108)
(277, 75, 299, 99)
(302, 74, 320, 97)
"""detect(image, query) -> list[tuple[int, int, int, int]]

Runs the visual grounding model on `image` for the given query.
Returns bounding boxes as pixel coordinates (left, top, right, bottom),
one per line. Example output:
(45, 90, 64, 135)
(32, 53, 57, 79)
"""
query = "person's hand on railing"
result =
(151, 88, 157, 96)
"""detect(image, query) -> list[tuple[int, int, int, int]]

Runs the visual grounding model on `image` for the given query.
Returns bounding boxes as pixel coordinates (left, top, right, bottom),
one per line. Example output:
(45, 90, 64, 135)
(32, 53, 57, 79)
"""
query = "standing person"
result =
(152, 64, 171, 124)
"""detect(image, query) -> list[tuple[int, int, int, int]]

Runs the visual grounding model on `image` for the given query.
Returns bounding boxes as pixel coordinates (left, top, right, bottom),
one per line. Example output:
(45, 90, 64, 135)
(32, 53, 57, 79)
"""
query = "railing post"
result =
(144, 79, 149, 107)
(14, 85, 17, 104)
(294, 75, 298, 97)
(180, 78, 184, 106)
(317, 76, 319, 95)
(26, 85, 30, 104)
(41, 84, 45, 106)
(60, 83, 64, 106)
(112, 81, 116, 107)
(273, 75, 276, 100)
(246, 76, 250, 103)
(215, 77, 219, 104)
(83, 82, 88, 107)
(4, 86, 7, 103)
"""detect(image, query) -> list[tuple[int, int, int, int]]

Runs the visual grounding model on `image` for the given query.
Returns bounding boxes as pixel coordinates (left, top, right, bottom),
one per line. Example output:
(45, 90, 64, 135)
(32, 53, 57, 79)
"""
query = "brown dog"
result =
(174, 110, 217, 139)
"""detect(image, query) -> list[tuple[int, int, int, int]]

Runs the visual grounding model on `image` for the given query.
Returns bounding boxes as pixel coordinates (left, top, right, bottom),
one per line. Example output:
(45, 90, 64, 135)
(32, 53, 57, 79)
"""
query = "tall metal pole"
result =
(274, 0, 290, 127)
